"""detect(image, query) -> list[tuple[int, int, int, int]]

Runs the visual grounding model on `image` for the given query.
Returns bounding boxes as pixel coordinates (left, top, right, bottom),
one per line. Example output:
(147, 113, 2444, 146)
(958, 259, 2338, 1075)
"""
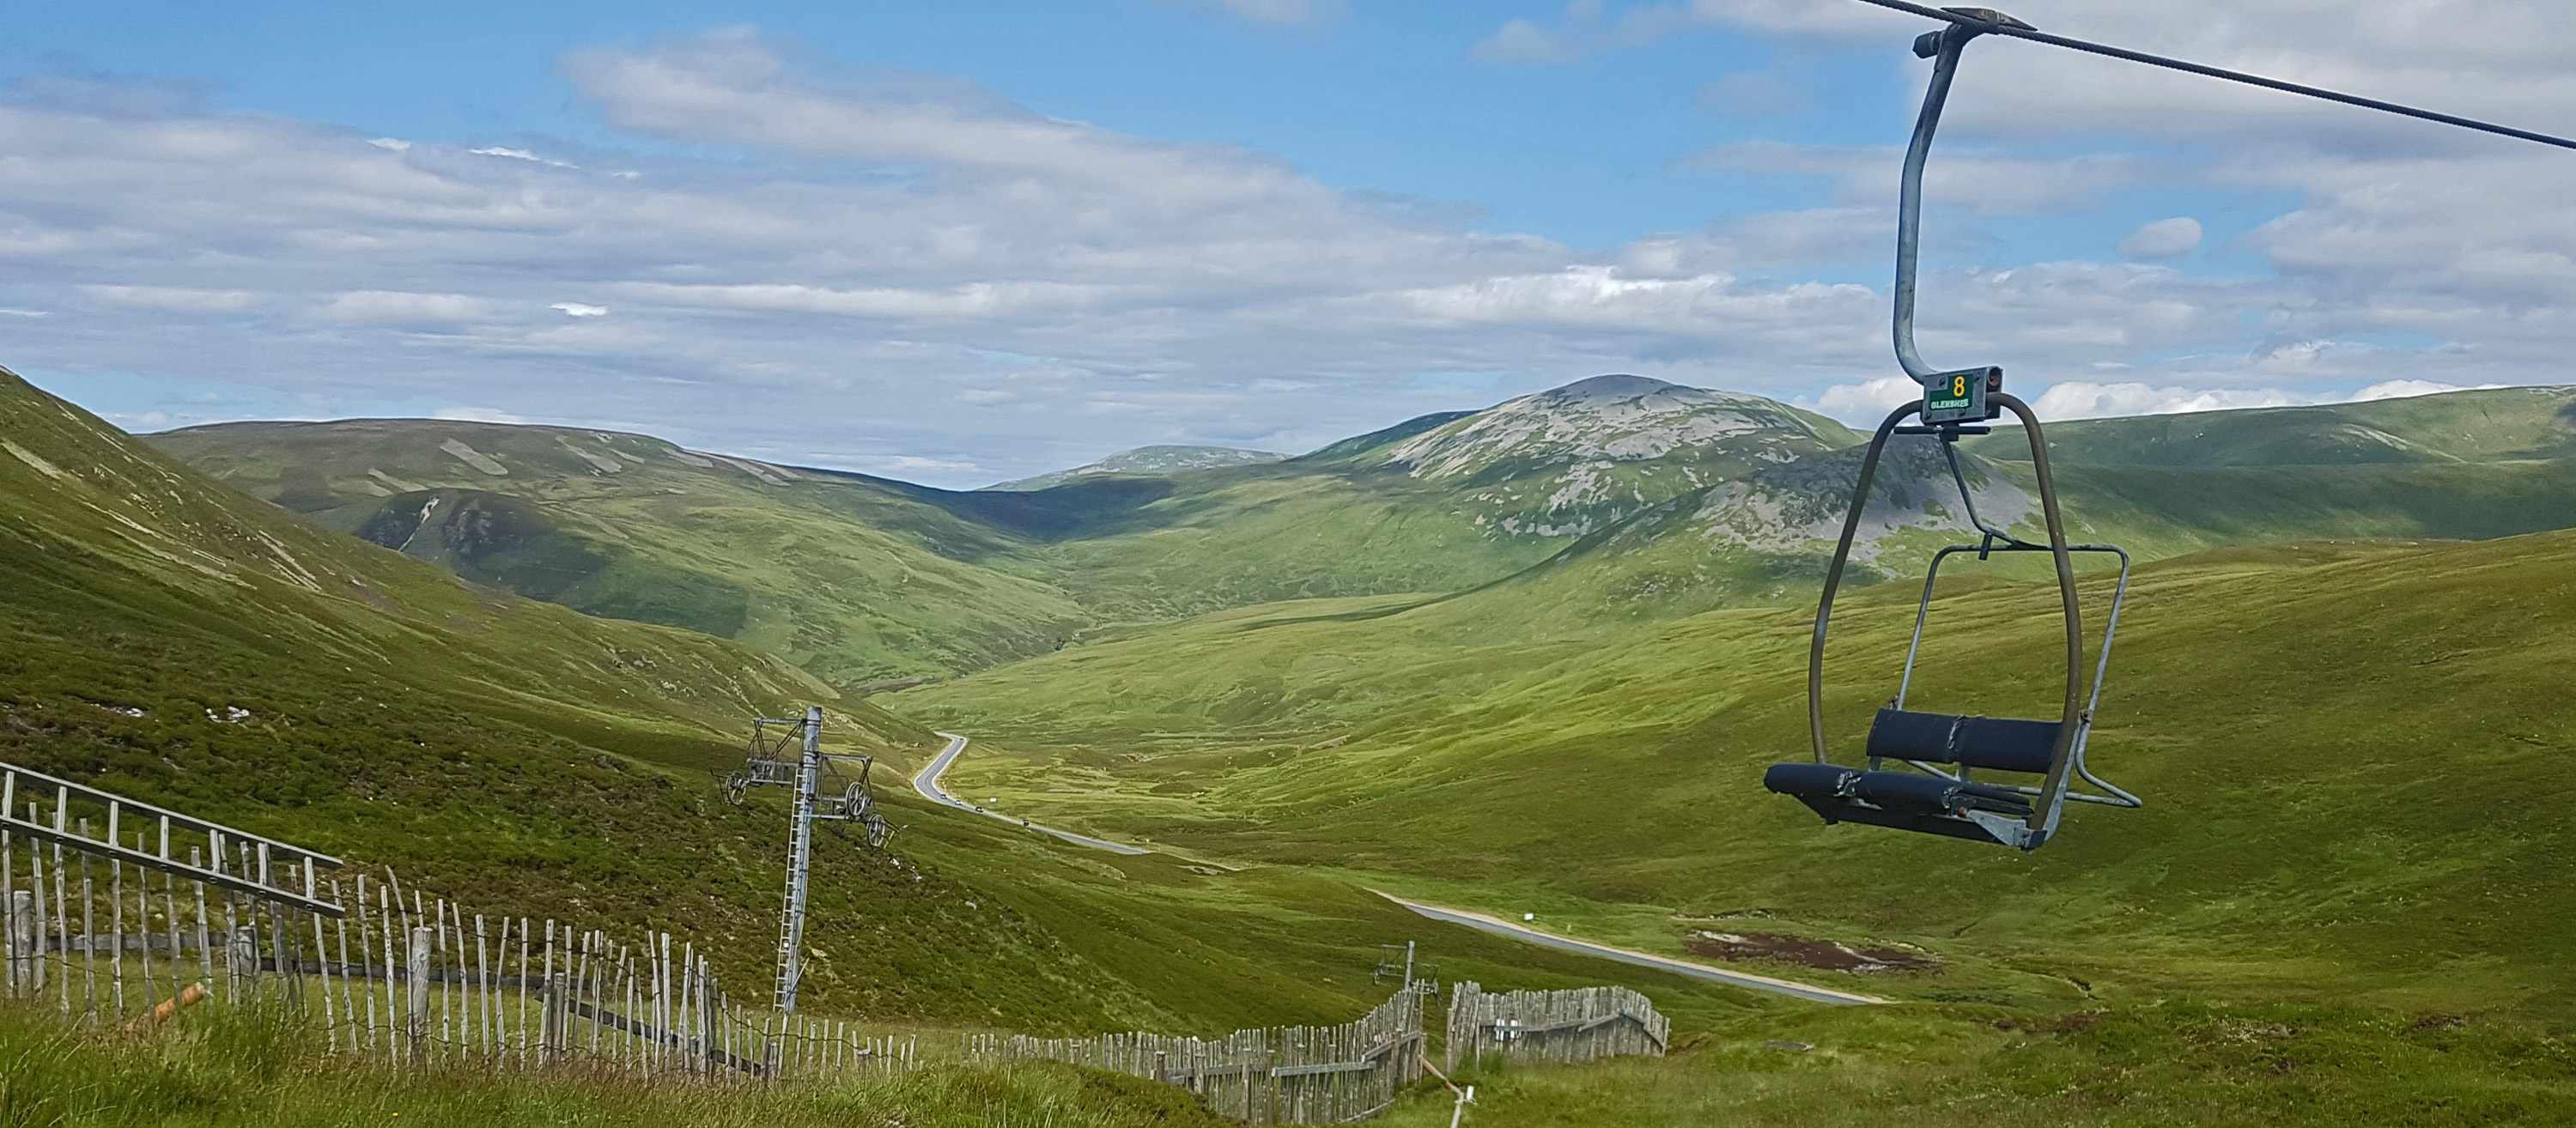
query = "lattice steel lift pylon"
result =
(724, 706, 898, 1015)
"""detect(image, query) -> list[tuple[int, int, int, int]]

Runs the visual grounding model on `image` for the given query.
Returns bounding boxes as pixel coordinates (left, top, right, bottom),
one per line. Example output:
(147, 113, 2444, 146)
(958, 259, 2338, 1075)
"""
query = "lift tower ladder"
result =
(775, 707, 822, 1016)
(725, 707, 896, 1015)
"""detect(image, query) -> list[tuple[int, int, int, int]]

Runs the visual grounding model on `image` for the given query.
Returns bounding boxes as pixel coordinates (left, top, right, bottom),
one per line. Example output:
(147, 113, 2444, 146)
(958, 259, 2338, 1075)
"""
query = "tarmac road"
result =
(914, 735, 1877, 1003)
(1379, 892, 1886, 1006)
(912, 731, 1150, 856)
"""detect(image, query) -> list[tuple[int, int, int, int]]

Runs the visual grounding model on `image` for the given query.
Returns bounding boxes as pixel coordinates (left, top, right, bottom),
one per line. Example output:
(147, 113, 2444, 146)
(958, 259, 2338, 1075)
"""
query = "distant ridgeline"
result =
(148, 378, 2576, 688)
(984, 445, 1288, 492)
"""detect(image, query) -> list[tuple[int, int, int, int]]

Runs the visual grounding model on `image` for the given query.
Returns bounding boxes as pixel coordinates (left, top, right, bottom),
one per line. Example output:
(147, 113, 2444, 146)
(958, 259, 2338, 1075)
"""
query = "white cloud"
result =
(1806, 373, 2517, 427)
(368, 137, 410, 151)
(621, 280, 1114, 320)
(2119, 217, 2202, 261)
(80, 286, 257, 312)
(469, 146, 574, 167)
(314, 291, 487, 325)
(1687, 141, 2164, 216)
(1473, 0, 1911, 63)
(1801, 375, 1923, 422)
(2352, 379, 2504, 401)
(2029, 378, 2505, 421)
(551, 302, 609, 317)
(2030, 381, 2306, 421)
(557, 29, 1316, 204)
(1154, 0, 1346, 27)
(434, 406, 528, 423)
(3, 24, 2573, 486)
(867, 454, 983, 473)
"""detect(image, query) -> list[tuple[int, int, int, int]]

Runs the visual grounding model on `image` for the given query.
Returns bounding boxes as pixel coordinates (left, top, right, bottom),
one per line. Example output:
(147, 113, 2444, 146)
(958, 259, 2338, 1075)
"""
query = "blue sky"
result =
(3, 0, 2570, 485)
(9, 3, 1899, 248)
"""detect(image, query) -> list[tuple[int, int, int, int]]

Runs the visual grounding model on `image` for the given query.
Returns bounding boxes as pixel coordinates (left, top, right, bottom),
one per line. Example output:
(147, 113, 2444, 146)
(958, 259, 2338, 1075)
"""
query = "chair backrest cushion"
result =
(1867, 708, 2063, 774)
(1955, 716, 2062, 774)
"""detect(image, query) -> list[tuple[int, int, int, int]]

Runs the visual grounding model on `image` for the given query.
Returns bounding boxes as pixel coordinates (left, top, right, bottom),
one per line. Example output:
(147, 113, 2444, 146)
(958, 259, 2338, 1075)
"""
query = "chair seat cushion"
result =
(1764, 761, 1860, 801)
(1767, 762, 2034, 818)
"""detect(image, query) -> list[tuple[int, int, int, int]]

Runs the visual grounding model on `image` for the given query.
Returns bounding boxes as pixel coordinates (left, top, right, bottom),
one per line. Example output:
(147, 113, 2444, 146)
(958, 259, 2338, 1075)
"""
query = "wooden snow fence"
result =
(1443, 982, 1668, 1071)
(251, 870, 922, 1082)
(0, 842, 916, 1083)
(967, 988, 1426, 1124)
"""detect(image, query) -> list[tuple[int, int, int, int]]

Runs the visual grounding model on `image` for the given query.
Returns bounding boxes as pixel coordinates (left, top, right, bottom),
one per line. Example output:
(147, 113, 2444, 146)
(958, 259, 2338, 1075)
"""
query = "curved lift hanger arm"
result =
(1795, 10, 2084, 850)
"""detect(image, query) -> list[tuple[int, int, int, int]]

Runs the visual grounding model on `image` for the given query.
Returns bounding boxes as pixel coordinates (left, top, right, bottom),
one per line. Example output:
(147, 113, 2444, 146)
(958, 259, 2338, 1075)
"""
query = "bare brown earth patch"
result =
(1683, 929, 1938, 973)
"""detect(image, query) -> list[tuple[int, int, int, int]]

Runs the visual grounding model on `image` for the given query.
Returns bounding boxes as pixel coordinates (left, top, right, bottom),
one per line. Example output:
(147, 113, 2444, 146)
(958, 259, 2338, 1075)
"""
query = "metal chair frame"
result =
(1775, 10, 2137, 850)
(1881, 437, 2140, 814)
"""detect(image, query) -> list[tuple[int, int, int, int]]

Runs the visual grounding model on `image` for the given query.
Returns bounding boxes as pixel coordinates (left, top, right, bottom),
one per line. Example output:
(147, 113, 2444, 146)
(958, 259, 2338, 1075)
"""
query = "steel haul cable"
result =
(1850, 0, 2576, 151)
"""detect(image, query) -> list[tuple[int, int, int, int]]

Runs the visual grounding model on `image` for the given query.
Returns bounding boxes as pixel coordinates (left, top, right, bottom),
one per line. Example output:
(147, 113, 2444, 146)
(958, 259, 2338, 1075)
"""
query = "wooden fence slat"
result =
(966, 988, 1428, 1125)
(1443, 980, 1669, 1074)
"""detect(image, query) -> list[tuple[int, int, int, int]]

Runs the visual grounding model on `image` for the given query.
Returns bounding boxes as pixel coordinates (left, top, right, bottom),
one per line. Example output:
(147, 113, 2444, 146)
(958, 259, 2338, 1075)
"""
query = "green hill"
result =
(903, 525, 2576, 1022)
(147, 419, 1093, 687)
(3, 367, 1789, 1040)
(0, 367, 1170, 1028)
(150, 375, 1879, 654)
(1967, 385, 2576, 467)
(986, 444, 1286, 491)
(155, 383, 2576, 685)
(1451, 384, 2576, 628)
(34, 365, 2576, 1120)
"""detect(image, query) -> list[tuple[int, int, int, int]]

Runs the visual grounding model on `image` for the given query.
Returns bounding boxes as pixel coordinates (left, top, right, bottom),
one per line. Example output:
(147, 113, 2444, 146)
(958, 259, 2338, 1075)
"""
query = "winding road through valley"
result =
(1379, 895, 1885, 1005)
(912, 731, 1878, 1004)
(912, 731, 1149, 855)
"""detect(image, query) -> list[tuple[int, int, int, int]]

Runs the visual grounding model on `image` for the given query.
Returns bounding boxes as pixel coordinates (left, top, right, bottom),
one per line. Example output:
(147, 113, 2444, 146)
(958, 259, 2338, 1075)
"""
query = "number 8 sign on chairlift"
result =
(1920, 365, 2000, 425)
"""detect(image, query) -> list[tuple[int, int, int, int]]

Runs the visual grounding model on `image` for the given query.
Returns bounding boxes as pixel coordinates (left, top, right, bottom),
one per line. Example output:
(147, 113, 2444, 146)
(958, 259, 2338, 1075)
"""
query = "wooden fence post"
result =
(405, 926, 433, 1064)
(7, 889, 29, 999)
(541, 971, 568, 1065)
(227, 925, 257, 1002)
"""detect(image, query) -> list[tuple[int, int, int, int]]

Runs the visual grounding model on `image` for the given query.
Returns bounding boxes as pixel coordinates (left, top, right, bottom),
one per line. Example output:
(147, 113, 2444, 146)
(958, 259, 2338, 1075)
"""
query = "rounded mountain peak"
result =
(1532, 373, 1703, 404)
(1379, 374, 1847, 482)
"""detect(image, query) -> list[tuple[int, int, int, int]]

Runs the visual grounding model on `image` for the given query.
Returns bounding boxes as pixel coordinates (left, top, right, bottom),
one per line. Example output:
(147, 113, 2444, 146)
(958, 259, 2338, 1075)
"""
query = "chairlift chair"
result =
(1761, 9, 2139, 851)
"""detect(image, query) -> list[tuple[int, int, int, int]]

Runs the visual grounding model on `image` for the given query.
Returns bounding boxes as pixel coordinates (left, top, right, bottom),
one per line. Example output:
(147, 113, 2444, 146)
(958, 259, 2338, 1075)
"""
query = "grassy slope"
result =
(1967, 385, 2576, 467)
(146, 420, 1091, 686)
(0, 368, 1236, 1030)
(1376, 999, 2576, 1127)
(1020, 468, 1564, 625)
(5, 370, 1787, 1040)
(0, 1000, 1236, 1128)
(37, 374, 2576, 1120)
(1041, 385, 2576, 634)
(901, 528, 2576, 1025)
(145, 420, 1577, 674)
(151, 388, 2576, 701)
(17, 992, 2576, 1128)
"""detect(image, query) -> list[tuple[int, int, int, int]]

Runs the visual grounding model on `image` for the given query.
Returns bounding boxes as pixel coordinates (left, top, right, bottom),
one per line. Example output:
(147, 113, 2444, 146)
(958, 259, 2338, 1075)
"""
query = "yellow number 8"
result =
(1952, 375, 1968, 397)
